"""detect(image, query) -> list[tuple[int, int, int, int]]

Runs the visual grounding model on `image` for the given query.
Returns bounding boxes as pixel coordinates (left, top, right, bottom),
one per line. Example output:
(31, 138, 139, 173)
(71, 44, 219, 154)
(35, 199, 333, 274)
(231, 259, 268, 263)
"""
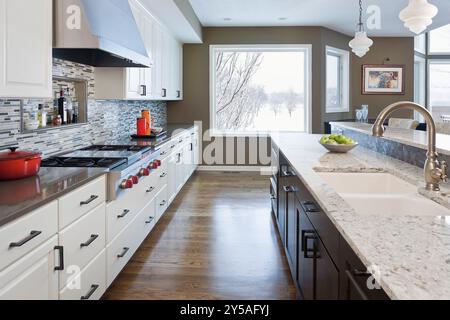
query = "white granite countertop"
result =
(271, 132, 450, 300)
(330, 122, 450, 156)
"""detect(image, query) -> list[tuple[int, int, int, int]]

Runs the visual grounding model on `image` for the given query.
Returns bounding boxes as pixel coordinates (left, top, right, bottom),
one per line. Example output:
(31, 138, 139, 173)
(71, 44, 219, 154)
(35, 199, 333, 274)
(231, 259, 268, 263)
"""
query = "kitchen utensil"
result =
(0, 147, 42, 180)
(320, 142, 359, 153)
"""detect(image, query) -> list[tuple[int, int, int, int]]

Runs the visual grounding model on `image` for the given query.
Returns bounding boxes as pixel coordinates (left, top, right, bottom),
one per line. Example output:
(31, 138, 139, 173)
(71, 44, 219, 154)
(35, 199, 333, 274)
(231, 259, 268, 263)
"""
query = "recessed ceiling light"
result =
(278, 17, 287, 21)
(223, 18, 232, 21)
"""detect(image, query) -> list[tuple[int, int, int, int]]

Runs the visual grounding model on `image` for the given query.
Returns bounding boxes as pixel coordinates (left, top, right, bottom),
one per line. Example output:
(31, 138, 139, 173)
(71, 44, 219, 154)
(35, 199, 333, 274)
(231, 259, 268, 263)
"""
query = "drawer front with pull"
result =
(155, 185, 168, 222)
(106, 217, 139, 287)
(134, 198, 156, 247)
(59, 203, 106, 289)
(0, 201, 58, 271)
(59, 249, 106, 300)
(58, 175, 106, 229)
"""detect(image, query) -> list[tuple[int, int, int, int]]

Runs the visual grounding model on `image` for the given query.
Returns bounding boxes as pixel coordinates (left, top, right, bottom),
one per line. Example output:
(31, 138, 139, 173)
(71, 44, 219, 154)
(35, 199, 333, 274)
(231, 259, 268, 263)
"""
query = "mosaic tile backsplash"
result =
(0, 59, 167, 158)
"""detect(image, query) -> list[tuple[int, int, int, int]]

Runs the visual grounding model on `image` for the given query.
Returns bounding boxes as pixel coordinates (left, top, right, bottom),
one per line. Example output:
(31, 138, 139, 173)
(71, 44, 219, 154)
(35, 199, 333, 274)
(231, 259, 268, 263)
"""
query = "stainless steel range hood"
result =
(53, 0, 151, 67)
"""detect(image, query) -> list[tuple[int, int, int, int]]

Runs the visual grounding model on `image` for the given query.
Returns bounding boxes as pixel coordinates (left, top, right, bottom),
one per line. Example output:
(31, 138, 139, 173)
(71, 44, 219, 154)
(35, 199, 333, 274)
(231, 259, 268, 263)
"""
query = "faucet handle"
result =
(441, 160, 448, 182)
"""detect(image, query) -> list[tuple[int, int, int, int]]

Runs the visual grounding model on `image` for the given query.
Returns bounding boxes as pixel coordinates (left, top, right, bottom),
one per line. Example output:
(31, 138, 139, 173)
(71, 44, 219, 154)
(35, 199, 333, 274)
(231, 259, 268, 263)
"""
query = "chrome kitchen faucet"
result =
(372, 101, 448, 191)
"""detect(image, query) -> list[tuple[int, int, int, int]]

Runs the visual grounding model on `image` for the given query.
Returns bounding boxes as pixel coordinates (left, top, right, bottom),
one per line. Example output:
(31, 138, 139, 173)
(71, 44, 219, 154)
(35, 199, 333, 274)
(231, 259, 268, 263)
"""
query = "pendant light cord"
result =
(358, 0, 364, 32)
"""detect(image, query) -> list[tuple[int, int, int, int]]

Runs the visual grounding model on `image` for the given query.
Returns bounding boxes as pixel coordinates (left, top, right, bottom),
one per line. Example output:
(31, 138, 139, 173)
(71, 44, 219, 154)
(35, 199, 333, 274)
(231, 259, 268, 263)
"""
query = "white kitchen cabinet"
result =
(95, 0, 182, 101)
(0, 0, 52, 98)
(0, 236, 59, 300)
(59, 250, 106, 300)
(167, 151, 178, 205)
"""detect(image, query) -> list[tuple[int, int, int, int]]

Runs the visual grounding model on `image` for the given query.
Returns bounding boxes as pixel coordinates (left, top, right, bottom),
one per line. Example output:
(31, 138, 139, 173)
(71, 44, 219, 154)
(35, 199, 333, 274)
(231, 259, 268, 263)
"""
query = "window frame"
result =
(209, 44, 312, 137)
(325, 46, 350, 114)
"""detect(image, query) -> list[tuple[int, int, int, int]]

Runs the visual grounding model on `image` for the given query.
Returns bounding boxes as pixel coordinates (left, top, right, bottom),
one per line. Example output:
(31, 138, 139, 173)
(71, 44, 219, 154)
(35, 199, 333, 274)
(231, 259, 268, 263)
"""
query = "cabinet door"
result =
(339, 239, 390, 300)
(161, 31, 171, 100)
(285, 184, 297, 278)
(297, 206, 315, 300)
(151, 21, 163, 99)
(315, 239, 339, 300)
(168, 152, 178, 204)
(175, 150, 184, 193)
(0, 0, 52, 98)
(126, 68, 144, 99)
(0, 236, 59, 300)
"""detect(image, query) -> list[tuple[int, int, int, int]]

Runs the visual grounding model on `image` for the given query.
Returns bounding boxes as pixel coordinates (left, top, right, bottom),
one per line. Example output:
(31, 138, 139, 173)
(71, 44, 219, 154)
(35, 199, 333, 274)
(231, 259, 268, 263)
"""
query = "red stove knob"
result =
(139, 168, 150, 177)
(120, 179, 134, 189)
(150, 161, 158, 169)
(156, 160, 162, 167)
(131, 175, 139, 185)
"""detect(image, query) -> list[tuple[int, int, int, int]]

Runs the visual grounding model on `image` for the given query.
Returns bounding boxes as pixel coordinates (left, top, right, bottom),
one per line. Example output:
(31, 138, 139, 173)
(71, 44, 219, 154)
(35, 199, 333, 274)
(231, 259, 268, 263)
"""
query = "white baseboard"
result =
(197, 165, 271, 174)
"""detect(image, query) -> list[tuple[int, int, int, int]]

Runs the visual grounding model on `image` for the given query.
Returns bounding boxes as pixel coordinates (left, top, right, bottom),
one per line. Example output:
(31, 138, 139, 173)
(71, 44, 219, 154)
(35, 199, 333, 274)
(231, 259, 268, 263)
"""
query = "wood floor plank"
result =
(103, 172, 297, 300)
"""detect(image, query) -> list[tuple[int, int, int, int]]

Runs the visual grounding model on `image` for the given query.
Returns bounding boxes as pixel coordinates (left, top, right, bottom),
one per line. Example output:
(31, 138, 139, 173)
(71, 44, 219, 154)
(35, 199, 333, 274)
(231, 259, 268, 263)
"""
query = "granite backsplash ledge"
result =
(0, 59, 167, 157)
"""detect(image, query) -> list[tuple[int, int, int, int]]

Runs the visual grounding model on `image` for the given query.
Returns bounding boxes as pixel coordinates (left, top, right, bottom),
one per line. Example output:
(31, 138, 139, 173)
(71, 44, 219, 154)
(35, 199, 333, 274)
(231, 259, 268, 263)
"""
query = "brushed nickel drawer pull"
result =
(117, 247, 130, 258)
(160, 172, 167, 178)
(80, 284, 99, 300)
(9, 230, 42, 248)
(145, 217, 154, 224)
(160, 200, 167, 206)
(80, 195, 99, 206)
(146, 187, 155, 193)
(117, 209, 130, 219)
(80, 234, 99, 248)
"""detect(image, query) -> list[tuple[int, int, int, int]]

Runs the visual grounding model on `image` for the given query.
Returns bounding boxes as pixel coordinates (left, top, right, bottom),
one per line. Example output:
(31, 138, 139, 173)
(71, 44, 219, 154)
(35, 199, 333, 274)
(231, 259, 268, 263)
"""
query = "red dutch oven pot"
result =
(0, 147, 42, 181)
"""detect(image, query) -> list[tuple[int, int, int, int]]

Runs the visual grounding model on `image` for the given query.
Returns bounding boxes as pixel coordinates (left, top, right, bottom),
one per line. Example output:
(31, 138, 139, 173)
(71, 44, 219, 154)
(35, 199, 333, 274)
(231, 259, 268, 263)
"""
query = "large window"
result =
(429, 24, 450, 55)
(326, 46, 349, 113)
(210, 45, 311, 135)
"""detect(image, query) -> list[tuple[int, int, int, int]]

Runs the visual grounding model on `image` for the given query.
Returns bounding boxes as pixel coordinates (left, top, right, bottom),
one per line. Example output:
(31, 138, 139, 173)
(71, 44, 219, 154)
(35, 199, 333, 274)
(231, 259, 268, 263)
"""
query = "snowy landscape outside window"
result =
(210, 45, 311, 135)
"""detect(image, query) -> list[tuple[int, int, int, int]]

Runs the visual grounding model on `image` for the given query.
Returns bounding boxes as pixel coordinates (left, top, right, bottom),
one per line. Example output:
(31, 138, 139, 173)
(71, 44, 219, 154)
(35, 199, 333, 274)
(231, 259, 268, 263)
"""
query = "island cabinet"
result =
(273, 148, 390, 300)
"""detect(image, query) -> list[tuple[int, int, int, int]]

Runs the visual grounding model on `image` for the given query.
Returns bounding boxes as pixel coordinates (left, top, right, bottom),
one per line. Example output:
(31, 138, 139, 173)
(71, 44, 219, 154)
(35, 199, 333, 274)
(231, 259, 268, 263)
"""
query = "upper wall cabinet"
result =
(95, 0, 183, 101)
(0, 0, 53, 98)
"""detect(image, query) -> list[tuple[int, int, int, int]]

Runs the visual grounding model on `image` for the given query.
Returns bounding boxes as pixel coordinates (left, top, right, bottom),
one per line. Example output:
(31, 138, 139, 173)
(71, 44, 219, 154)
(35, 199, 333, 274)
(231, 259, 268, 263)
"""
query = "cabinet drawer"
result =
(0, 201, 58, 271)
(106, 218, 139, 287)
(59, 203, 106, 289)
(155, 185, 168, 222)
(58, 176, 106, 229)
(158, 160, 169, 188)
(159, 142, 172, 160)
(134, 198, 156, 247)
(0, 235, 58, 300)
(60, 249, 106, 300)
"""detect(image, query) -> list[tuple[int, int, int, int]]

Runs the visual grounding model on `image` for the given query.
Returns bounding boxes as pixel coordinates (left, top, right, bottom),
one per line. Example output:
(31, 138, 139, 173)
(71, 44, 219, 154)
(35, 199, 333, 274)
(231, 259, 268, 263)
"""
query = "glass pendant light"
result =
(349, 0, 373, 58)
(399, 0, 438, 34)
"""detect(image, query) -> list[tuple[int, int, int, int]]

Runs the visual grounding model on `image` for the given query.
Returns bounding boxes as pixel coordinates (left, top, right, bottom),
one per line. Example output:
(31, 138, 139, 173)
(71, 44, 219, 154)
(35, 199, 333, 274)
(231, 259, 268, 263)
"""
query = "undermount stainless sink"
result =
(317, 172, 450, 217)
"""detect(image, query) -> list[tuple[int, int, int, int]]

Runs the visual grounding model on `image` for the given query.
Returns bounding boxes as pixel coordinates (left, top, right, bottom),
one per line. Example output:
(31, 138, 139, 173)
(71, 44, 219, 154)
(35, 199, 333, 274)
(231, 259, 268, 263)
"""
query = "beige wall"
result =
(167, 27, 415, 165)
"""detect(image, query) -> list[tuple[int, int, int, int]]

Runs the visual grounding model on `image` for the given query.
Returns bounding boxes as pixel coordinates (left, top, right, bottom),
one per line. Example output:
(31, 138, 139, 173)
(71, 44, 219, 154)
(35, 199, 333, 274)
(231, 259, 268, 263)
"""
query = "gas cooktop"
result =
(41, 157, 127, 169)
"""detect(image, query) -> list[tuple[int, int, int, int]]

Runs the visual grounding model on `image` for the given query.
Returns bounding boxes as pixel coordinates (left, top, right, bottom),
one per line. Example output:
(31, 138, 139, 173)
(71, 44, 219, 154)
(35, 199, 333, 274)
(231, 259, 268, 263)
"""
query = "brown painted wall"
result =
(350, 37, 415, 119)
(167, 27, 414, 165)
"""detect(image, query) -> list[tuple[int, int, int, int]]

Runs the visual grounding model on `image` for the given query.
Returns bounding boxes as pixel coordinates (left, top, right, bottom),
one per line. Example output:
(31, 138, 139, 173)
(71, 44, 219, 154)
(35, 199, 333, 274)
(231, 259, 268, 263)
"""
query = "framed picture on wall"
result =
(362, 65, 405, 95)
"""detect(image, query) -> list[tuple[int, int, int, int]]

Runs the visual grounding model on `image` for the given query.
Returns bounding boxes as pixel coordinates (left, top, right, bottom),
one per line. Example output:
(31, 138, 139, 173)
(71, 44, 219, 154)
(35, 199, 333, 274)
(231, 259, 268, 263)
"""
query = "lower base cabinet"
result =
(274, 148, 389, 301)
(0, 236, 59, 300)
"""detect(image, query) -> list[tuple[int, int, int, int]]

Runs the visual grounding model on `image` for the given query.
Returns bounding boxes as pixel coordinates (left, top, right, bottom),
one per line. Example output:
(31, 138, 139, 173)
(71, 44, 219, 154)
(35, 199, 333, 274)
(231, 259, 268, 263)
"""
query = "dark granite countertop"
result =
(101, 123, 197, 149)
(0, 167, 107, 228)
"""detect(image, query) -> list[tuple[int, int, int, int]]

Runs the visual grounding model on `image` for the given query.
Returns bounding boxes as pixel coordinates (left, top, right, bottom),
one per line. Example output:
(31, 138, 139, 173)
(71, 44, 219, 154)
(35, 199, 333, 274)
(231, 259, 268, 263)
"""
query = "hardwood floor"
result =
(103, 172, 297, 300)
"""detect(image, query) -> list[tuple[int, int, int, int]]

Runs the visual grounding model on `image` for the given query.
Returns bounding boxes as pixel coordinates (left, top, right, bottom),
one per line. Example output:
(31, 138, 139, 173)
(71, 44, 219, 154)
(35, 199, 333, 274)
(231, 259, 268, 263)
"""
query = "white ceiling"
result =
(189, 0, 450, 37)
